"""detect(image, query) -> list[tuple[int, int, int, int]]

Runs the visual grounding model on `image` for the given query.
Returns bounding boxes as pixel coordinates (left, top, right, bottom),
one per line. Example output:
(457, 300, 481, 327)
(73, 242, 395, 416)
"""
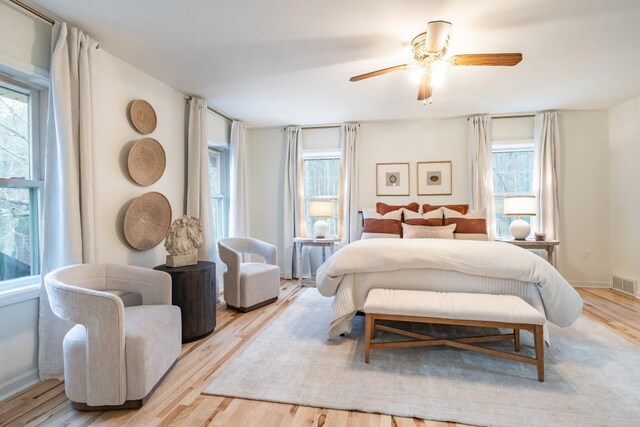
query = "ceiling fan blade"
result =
(417, 73, 432, 101)
(449, 53, 523, 66)
(349, 64, 409, 82)
(425, 20, 452, 53)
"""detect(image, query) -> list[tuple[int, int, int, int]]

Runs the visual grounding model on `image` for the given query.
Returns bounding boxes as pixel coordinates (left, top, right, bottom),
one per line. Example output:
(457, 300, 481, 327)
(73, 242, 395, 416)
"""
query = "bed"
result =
(315, 238, 583, 341)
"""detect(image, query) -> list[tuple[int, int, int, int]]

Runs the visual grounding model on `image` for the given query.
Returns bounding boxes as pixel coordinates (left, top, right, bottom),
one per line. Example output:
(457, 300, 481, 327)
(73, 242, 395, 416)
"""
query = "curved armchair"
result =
(218, 238, 280, 312)
(45, 264, 181, 410)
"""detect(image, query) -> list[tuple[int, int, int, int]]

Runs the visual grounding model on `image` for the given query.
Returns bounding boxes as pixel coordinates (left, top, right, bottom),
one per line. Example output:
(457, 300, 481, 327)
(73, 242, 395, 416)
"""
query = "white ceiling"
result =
(29, 0, 640, 127)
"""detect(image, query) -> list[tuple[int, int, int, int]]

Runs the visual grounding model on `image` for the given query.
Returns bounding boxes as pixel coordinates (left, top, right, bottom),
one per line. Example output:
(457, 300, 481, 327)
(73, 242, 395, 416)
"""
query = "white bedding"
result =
(316, 239, 583, 338)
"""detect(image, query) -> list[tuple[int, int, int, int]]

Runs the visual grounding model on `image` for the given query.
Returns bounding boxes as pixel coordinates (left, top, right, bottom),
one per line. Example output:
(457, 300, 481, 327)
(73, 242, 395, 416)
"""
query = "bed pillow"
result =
(376, 202, 419, 215)
(361, 208, 402, 239)
(401, 223, 456, 239)
(442, 207, 488, 240)
(422, 204, 469, 215)
(402, 207, 444, 226)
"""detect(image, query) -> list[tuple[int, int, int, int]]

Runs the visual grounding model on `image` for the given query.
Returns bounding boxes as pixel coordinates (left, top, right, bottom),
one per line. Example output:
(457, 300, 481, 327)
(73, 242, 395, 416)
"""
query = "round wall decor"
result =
(123, 192, 172, 250)
(129, 99, 157, 134)
(128, 138, 166, 186)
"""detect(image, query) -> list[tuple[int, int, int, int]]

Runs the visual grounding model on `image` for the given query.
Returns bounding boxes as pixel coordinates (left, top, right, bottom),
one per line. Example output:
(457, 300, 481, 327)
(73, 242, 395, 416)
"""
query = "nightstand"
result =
(497, 238, 559, 266)
(293, 237, 340, 283)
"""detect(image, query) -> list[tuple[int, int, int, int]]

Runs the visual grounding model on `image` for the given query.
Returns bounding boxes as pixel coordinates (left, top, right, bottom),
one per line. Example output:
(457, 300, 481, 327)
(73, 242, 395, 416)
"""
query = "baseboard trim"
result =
(0, 368, 39, 401)
(570, 281, 611, 288)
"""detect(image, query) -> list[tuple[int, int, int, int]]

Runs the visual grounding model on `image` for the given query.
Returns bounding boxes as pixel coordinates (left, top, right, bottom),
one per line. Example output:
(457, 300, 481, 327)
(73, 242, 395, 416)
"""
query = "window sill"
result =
(0, 277, 41, 308)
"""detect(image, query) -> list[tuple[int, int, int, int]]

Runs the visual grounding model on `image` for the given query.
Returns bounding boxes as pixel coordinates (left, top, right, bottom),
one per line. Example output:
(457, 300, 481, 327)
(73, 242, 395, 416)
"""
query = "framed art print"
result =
(376, 163, 410, 196)
(417, 161, 452, 195)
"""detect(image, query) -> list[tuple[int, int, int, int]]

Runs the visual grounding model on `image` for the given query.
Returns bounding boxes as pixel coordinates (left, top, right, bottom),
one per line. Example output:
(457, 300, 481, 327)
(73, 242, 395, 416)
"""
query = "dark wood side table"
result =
(154, 261, 216, 343)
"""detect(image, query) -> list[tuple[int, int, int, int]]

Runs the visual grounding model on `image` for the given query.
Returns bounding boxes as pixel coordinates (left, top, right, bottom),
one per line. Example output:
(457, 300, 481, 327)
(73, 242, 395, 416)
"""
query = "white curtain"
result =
(229, 120, 249, 237)
(186, 97, 215, 260)
(282, 126, 306, 279)
(38, 22, 97, 380)
(468, 115, 496, 240)
(532, 112, 560, 241)
(338, 123, 359, 246)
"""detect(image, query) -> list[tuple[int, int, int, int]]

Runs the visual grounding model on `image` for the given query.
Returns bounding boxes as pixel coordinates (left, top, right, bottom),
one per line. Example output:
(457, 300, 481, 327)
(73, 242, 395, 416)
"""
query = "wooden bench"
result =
(363, 289, 546, 382)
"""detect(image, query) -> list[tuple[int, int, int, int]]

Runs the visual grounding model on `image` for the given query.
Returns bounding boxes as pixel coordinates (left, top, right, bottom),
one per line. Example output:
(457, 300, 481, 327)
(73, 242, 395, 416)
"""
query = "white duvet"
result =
(316, 238, 583, 338)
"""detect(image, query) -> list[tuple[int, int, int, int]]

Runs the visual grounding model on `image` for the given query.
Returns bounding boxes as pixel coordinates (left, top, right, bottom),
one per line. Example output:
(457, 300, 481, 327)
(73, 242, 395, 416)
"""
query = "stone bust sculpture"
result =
(164, 215, 202, 267)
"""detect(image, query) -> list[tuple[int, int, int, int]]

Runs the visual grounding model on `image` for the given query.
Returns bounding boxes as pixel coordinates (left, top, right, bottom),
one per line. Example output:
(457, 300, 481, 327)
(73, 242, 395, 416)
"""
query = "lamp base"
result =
(509, 218, 531, 240)
(313, 220, 330, 238)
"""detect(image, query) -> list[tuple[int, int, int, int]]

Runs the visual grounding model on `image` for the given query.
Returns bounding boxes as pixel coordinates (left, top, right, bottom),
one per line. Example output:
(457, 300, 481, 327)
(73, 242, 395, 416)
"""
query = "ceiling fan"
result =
(349, 21, 523, 103)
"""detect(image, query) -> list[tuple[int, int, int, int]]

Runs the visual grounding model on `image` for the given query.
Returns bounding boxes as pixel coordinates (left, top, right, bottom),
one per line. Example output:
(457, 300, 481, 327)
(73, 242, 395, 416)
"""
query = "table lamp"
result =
(503, 195, 536, 240)
(309, 200, 333, 238)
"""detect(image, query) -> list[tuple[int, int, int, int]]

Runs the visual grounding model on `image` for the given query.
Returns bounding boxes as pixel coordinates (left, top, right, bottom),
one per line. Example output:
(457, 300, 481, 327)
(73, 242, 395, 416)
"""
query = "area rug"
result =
(203, 289, 640, 426)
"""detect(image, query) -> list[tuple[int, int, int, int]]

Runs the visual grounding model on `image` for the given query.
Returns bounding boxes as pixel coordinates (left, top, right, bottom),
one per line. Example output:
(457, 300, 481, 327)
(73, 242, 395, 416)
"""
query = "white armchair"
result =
(218, 238, 280, 312)
(44, 263, 181, 410)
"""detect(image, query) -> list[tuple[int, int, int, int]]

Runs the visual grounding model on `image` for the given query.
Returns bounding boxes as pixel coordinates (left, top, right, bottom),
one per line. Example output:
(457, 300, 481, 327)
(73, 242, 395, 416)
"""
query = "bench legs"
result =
(364, 314, 373, 363)
(534, 325, 544, 382)
(364, 314, 545, 382)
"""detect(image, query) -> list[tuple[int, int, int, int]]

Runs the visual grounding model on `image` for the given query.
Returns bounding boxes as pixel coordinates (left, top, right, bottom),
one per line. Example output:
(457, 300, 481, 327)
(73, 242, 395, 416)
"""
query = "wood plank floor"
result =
(1, 284, 638, 427)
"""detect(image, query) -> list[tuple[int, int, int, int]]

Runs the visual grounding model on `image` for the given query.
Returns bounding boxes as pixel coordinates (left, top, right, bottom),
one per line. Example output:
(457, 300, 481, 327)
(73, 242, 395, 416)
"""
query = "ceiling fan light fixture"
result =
(408, 66, 425, 83)
(430, 59, 449, 87)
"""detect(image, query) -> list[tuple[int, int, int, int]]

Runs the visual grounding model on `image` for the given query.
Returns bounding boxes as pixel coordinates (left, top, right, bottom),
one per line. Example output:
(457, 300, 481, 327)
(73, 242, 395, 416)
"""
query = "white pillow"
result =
(442, 207, 486, 219)
(403, 207, 443, 220)
(401, 223, 457, 239)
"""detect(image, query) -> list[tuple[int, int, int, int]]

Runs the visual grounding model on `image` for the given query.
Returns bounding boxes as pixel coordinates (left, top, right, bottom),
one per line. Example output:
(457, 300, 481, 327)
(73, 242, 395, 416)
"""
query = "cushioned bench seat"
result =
(364, 289, 546, 381)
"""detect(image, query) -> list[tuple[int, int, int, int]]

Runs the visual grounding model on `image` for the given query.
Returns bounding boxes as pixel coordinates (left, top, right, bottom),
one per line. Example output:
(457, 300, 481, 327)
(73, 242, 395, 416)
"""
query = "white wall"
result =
(92, 49, 186, 268)
(557, 111, 610, 287)
(608, 96, 640, 293)
(358, 118, 469, 209)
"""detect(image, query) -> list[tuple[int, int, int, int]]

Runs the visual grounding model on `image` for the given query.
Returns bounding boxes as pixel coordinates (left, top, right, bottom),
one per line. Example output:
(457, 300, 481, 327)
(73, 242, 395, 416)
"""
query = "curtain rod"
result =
(185, 96, 234, 123)
(9, 0, 55, 25)
(491, 114, 535, 120)
(466, 114, 535, 121)
(282, 125, 342, 131)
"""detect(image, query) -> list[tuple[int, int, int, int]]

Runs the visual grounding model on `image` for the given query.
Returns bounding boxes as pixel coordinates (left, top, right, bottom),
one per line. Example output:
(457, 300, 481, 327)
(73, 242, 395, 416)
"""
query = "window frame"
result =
(491, 139, 535, 238)
(208, 146, 229, 241)
(302, 150, 341, 238)
(0, 73, 45, 290)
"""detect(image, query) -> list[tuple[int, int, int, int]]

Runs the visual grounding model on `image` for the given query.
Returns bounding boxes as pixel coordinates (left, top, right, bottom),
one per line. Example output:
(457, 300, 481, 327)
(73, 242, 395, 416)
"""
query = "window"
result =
(303, 153, 340, 237)
(492, 143, 534, 237)
(0, 77, 43, 287)
(208, 148, 228, 241)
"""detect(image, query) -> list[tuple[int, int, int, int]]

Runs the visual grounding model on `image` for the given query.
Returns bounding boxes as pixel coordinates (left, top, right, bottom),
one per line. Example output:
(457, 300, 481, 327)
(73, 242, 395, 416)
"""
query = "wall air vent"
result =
(612, 274, 637, 296)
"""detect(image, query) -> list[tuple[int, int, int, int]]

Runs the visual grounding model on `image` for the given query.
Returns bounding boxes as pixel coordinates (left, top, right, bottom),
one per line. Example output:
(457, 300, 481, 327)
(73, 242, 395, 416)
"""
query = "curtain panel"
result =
(186, 97, 215, 260)
(38, 22, 98, 380)
(338, 123, 360, 245)
(229, 120, 249, 237)
(532, 112, 560, 243)
(282, 126, 305, 279)
(468, 115, 496, 240)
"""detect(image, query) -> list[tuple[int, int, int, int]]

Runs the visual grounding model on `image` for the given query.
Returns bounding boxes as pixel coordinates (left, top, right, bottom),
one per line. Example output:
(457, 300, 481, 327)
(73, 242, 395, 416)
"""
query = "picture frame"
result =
(417, 161, 452, 196)
(376, 162, 410, 196)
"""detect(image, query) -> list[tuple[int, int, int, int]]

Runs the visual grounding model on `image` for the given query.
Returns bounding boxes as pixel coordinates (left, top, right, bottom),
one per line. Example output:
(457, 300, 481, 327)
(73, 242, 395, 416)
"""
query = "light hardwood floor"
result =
(1, 284, 638, 427)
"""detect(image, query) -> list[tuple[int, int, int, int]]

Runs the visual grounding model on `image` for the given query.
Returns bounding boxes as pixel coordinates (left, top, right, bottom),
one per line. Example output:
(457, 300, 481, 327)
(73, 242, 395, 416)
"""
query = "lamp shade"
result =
(504, 195, 536, 216)
(309, 200, 333, 217)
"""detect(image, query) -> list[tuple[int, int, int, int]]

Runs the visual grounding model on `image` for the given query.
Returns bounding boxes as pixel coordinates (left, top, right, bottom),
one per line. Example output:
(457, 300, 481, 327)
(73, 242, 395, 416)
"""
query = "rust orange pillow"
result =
(376, 202, 419, 215)
(422, 204, 469, 215)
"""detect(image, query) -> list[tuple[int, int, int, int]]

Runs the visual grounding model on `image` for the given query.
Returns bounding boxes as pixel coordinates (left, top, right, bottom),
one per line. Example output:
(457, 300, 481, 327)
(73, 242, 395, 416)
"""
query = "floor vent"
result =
(612, 274, 637, 296)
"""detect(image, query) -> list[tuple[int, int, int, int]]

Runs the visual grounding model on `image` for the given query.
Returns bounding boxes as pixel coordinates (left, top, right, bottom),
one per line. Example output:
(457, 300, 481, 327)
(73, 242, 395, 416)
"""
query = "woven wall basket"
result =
(123, 192, 172, 250)
(129, 99, 157, 134)
(128, 138, 166, 186)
